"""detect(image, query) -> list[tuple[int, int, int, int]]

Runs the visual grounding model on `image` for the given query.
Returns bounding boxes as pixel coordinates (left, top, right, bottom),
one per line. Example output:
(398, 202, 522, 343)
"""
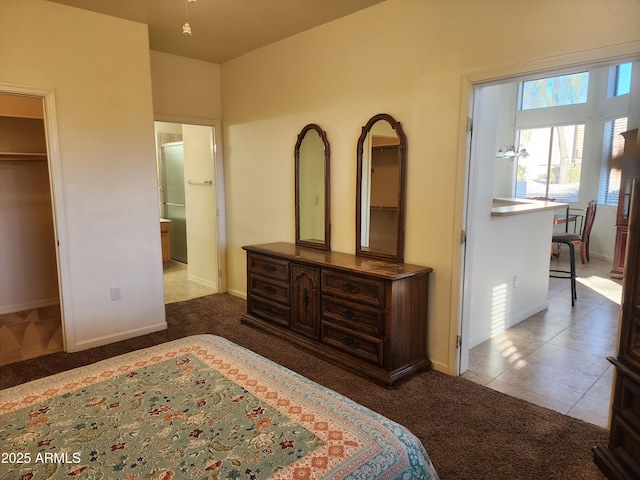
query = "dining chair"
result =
(566, 200, 597, 263)
(549, 200, 598, 306)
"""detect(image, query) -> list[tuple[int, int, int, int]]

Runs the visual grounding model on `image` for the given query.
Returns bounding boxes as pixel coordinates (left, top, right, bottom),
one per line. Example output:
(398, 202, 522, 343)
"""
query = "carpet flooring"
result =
(0, 293, 608, 480)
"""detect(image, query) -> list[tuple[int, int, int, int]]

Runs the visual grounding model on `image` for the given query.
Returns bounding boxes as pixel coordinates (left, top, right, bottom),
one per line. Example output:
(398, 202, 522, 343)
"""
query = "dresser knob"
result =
(341, 282, 360, 294)
(263, 307, 277, 316)
(341, 309, 359, 321)
(341, 335, 359, 348)
(263, 285, 277, 294)
(262, 264, 276, 272)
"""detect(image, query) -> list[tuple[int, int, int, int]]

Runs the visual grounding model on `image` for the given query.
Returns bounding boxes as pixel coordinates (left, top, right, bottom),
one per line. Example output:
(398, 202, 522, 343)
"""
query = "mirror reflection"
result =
(295, 124, 330, 250)
(356, 114, 406, 261)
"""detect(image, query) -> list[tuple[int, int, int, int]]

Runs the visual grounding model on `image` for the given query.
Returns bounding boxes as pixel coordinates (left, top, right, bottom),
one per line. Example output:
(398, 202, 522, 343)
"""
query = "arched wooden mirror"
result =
(295, 123, 330, 250)
(356, 113, 407, 262)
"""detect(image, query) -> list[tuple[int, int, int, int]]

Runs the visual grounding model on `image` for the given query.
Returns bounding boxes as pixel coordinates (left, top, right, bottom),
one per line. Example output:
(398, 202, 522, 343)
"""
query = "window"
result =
(520, 72, 589, 110)
(599, 117, 628, 206)
(614, 63, 632, 96)
(515, 124, 584, 202)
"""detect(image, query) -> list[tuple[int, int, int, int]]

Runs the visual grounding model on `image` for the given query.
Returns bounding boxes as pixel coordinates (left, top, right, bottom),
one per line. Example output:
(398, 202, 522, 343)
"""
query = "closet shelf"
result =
(370, 205, 398, 211)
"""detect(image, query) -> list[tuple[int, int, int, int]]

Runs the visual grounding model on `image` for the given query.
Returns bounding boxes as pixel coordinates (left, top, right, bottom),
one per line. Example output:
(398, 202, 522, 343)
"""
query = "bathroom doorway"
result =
(155, 121, 226, 303)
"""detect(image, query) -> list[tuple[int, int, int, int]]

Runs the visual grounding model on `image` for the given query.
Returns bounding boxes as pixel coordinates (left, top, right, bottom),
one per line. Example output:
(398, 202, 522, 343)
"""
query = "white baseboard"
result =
(67, 321, 168, 352)
(589, 251, 613, 263)
(187, 274, 217, 290)
(430, 359, 449, 373)
(228, 289, 247, 300)
(469, 301, 548, 349)
(0, 298, 60, 315)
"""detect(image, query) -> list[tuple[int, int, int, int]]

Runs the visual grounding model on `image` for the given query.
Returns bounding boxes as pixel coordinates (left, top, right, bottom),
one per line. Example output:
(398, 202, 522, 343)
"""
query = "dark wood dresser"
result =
(241, 242, 432, 387)
(593, 167, 640, 476)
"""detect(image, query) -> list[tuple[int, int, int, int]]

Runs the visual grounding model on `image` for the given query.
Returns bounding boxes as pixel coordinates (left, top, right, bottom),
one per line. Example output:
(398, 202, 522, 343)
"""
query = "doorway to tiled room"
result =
(459, 56, 638, 429)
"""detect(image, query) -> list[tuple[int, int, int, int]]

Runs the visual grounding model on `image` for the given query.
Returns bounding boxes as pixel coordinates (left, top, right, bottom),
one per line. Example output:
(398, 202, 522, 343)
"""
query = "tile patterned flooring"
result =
(162, 260, 218, 304)
(462, 254, 622, 428)
(0, 305, 63, 367)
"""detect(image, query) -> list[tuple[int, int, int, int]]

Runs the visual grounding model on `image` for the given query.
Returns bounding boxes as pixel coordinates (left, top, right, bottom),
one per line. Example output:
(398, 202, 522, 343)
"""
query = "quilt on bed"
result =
(0, 334, 438, 479)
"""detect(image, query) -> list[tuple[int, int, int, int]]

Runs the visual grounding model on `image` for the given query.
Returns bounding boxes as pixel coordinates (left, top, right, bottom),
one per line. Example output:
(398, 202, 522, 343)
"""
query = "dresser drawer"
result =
(321, 321, 383, 366)
(248, 296, 290, 328)
(610, 415, 640, 475)
(322, 270, 385, 307)
(321, 296, 383, 337)
(619, 374, 640, 430)
(249, 274, 290, 305)
(248, 253, 290, 282)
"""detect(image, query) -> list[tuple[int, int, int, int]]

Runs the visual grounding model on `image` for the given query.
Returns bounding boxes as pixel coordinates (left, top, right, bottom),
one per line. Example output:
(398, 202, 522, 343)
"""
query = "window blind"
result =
(598, 117, 628, 206)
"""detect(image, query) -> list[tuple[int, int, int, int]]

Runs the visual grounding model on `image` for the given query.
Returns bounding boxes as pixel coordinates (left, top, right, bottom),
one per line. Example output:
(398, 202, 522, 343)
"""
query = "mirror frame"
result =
(295, 123, 331, 250)
(356, 113, 407, 262)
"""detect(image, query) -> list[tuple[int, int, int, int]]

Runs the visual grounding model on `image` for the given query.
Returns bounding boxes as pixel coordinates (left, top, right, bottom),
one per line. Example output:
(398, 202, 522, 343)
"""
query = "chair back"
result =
(581, 200, 598, 241)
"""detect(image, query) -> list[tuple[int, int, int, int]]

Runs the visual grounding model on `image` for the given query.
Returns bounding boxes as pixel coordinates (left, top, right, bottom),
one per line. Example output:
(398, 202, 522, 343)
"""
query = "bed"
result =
(0, 335, 438, 479)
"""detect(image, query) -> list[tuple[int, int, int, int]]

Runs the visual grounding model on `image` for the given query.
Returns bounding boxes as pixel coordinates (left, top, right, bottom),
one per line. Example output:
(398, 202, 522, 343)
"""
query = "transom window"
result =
(520, 72, 589, 110)
(512, 62, 633, 206)
(614, 63, 632, 96)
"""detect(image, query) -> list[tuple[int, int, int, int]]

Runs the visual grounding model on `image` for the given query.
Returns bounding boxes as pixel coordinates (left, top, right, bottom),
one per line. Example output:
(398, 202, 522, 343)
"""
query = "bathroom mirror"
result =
(356, 113, 406, 262)
(295, 123, 330, 250)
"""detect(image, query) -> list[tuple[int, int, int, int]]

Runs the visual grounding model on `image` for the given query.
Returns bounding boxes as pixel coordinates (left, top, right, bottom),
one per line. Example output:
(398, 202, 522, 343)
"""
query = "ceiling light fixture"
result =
(183, 0, 197, 36)
(496, 144, 529, 160)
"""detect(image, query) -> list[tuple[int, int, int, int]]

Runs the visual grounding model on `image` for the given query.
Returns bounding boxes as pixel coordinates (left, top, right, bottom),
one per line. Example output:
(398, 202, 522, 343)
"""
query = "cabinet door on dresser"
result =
(246, 253, 291, 328)
(291, 265, 321, 339)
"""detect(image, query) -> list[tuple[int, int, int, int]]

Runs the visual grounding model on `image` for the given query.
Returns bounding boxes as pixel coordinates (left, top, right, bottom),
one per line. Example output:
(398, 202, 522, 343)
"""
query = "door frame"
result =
(155, 114, 228, 293)
(0, 82, 70, 350)
(454, 41, 640, 375)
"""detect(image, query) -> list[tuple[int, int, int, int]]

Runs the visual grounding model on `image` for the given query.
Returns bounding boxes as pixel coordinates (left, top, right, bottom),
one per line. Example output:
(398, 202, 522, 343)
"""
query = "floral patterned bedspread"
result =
(0, 335, 438, 479)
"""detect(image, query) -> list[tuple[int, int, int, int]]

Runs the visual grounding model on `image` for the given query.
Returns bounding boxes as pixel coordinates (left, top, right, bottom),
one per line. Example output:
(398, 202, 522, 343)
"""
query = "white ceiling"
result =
(48, 0, 385, 64)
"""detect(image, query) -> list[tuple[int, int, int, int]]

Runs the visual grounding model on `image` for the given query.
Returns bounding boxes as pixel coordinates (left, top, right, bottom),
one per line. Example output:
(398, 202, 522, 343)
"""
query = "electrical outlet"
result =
(110, 287, 121, 301)
(513, 275, 519, 288)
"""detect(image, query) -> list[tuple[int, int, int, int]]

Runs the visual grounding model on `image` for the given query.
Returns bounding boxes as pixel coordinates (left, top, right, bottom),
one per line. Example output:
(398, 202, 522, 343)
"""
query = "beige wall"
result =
(221, 0, 640, 373)
(150, 51, 221, 122)
(0, 0, 166, 350)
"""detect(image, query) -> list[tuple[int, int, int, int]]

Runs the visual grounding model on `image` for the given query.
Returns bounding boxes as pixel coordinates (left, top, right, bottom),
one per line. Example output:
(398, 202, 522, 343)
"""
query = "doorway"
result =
(0, 92, 63, 365)
(461, 59, 638, 371)
(155, 121, 224, 303)
(458, 56, 640, 425)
